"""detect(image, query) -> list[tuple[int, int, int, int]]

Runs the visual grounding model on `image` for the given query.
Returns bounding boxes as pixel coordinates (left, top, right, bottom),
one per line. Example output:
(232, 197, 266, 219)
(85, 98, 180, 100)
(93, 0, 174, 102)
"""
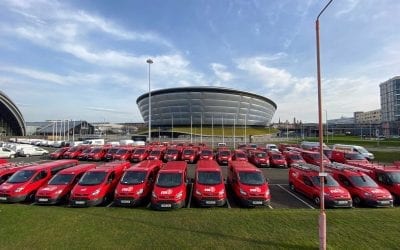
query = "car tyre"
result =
(353, 196, 361, 207)
(313, 196, 321, 205)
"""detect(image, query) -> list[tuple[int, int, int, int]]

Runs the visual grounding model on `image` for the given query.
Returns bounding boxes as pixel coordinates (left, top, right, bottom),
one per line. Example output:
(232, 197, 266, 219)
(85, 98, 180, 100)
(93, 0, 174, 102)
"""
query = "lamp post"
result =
(146, 58, 153, 143)
(316, 1, 333, 250)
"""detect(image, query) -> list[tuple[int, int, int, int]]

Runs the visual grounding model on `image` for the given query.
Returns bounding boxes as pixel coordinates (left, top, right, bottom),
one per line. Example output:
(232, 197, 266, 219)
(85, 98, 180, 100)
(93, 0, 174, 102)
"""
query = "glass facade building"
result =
(136, 87, 277, 127)
(0, 91, 26, 136)
(380, 76, 400, 136)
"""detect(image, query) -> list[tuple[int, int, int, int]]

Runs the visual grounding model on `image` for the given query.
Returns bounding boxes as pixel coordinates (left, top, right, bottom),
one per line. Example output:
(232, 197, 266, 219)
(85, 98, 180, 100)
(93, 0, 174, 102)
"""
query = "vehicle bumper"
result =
(325, 199, 353, 208)
(114, 197, 142, 207)
(0, 195, 27, 203)
(151, 200, 185, 210)
(257, 163, 269, 168)
(196, 198, 226, 207)
(69, 198, 103, 207)
(35, 196, 62, 205)
(239, 198, 270, 207)
(364, 198, 393, 208)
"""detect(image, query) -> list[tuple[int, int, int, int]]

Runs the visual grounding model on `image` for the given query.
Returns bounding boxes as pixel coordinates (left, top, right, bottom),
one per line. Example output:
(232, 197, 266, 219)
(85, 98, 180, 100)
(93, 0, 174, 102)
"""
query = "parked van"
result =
(114, 160, 162, 206)
(332, 144, 374, 160)
(0, 147, 16, 159)
(69, 161, 130, 207)
(82, 139, 105, 146)
(325, 162, 393, 207)
(19, 146, 49, 157)
(49, 147, 70, 160)
(35, 163, 96, 205)
(288, 163, 352, 207)
(300, 150, 331, 166)
(330, 150, 369, 165)
(227, 161, 271, 207)
(248, 150, 270, 168)
(0, 160, 78, 203)
(193, 160, 226, 207)
(151, 161, 188, 209)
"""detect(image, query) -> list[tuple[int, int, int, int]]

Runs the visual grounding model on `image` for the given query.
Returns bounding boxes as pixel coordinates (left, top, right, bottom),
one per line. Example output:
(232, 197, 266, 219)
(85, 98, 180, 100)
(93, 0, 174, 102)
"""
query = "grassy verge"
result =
(0, 205, 399, 249)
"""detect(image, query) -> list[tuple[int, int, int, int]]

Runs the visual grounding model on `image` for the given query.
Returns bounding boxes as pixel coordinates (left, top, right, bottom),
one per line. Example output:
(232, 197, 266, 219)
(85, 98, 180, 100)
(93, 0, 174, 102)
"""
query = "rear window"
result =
(7, 170, 36, 183)
(238, 171, 264, 185)
(197, 171, 221, 185)
(156, 172, 182, 187)
(78, 171, 107, 186)
(120, 171, 147, 185)
(48, 174, 74, 185)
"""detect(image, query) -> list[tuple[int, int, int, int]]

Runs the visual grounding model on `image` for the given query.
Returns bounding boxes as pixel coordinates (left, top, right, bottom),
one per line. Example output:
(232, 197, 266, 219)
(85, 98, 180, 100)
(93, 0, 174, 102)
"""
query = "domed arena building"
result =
(136, 87, 276, 127)
(0, 91, 26, 136)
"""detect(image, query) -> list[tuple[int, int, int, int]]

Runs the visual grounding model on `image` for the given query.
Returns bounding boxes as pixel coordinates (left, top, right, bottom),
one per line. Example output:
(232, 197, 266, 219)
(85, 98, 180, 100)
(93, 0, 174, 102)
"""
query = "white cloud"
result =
(210, 63, 234, 82)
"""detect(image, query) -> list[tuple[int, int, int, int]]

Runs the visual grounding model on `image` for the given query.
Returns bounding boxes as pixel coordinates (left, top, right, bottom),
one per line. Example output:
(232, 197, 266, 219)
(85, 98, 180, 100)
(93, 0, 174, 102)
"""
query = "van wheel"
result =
(27, 192, 35, 202)
(10, 154, 15, 158)
(289, 183, 295, 191)
(313, 196, 321, 205)
(25, 154, 30, 157)
(353, 196, 361, 207)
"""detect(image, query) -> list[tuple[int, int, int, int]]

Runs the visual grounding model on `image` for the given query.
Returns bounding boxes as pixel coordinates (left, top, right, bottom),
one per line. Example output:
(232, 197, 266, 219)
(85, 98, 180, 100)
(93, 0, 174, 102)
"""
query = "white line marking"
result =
(146, 202, 151, 209)
(106, 202, 114, 207)
(226, 198, 231, 209)
(268, 205, 273, 209)
(187, 183, 193, 208)
(277, 184, 315, 209)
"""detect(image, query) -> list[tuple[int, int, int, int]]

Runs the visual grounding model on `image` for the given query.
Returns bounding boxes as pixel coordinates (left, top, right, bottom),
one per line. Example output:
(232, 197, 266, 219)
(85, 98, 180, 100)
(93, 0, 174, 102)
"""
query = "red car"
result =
(268, 151, 288, 168)
(248, 150, 270, 168)
(114, 160, 162, 206)
(231, 150, 248, 161)
(147, 149, 165, 161)
(199, 148, 214, 160)
(69, 161, 130, 207)
(35, 163, 96, 204)
(181, 147, 199, 163)
(63, 146, 85, 159)
(215, 148, 232, 166)
(104, 147, 121, 161)
(131, 147, 150, 163)
(113, 147, 134, 161)
(283, 151, 306, 167)
(163, 147, 182, 162)
(288, 163, 352, 207)
(49, 147, 70, 160)
(326, 163, 393, 207)
(193, 160, 226, 207)
(0, 160, 78, 203)
(151, 161, 188, 209)
(86, 147, 108, 161)
(227, 161, 270, 207)
(77, 147, 93, 161)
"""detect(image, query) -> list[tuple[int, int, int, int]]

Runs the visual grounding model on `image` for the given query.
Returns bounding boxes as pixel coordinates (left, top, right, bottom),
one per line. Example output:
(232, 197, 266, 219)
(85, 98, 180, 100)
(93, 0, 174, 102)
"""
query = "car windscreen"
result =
(255, 152, 266, 158)
(67, 147, 79, 152)
(48, 174, 74, 185)
(78, 171, 107, 186)
(156, 172, 182, 187)
(134, 149, 145, 154)
(107, 148, 119, 154)
(387, 172, 400, 184)
(290, 154, 303, 160)
(311, 175, 339, 187)
(219, 151, 230, 156)
(7, 170, 36, 183)
(271, 154, 283, 160)
(150, 150, 161, 156)
(238, 171, 265, 185)
(197, 171, 221, 185)
(166, 149, 178, 154)
(201, 150, 212, 156)
(345, 153, 366, 160)
(91, 148, 101, 153)
(120, 171, 147, 185)
(350, 175, 378, 187)
(116, 149, 127, 154)
(183, 150, 193, 155)
(236, 153, 246, 158)
(354, 146, 368, 154)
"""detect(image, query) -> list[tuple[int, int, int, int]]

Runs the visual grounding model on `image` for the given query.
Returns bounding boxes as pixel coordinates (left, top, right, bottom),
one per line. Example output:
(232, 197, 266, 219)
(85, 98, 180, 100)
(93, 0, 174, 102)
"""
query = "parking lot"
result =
(5, 154, 328, 209)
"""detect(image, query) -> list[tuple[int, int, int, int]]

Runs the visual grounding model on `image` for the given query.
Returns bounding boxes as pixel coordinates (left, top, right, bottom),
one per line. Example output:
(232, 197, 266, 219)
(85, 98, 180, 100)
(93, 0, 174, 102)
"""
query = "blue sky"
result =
(0, 0, 399, 123)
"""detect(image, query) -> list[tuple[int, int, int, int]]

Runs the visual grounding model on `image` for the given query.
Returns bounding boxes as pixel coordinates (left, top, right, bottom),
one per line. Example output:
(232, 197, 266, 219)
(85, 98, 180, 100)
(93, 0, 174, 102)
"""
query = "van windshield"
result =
(239, 171, 264, 185)
(134, 149, 145, 154)
(156, 173, 182, 187)
(183, 150, 193, 155)
(354, 146, 368, 154)
(255, 152, 266, 158)
(107, 148, 119, 154)
(311, 175, 339, 187)
(201, 150, 212, 156)
(197, 171, 221, 185)
(121, 171, 146, 185)
(350, 175, 378, 187)
(150, 150, 161, 156)
(116, 149, 128, 154)
(7, 170, 36, 183)
(48, 174, 74, 185)
(78, 172, 107, 186)
(219, 151, 230, 156)
(289, 154, 303, 160)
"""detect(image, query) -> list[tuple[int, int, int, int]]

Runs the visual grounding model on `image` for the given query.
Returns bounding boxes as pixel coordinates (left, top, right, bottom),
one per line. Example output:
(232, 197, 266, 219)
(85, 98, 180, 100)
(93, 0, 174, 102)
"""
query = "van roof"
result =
(57, 163, 97, 175)
(90, 161, 130, 172)
(196, 160, 221, 172)
(127, 160, 162, 171)
(160, 161, 187, 172)
(21, 159, 78, 171)
(230, 161, 260, 172)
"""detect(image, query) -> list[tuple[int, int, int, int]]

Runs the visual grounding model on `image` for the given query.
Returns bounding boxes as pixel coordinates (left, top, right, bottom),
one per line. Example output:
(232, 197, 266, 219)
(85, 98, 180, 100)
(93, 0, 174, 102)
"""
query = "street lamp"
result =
(146, 58, 153, 143)
(316, 1, 333, 250)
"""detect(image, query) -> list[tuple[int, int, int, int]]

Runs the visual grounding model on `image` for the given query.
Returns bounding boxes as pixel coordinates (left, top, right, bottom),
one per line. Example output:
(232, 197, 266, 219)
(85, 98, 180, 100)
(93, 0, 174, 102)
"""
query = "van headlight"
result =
(15, 187, 24, 193)
(218, 190, 225, 196)
(152, 191, 157, 199)
(195, 190, 202, 196)
(240, 189, 247, 196)
(136, 189, 144, 195)
(175, 191, 183, 199)
(92, 189, 100, 196)
(265, 190, 270, 196)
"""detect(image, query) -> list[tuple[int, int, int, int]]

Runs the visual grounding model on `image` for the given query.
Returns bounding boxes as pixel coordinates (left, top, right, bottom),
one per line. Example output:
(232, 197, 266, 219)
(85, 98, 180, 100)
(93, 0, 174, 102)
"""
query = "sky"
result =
(0, 0, 399, 124)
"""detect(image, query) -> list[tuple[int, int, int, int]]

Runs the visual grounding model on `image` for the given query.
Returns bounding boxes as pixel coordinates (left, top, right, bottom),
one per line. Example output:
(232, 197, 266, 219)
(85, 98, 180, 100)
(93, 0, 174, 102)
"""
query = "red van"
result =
(114, 160, 162, 206)
(35, 163, 96, 205)
(326, 163, 393, 207)
(300, 150, 331, 166)
(268, 151, 287, 168)
(147, 148, 165, 161)
(231, 150, 248, 162)
(0, 163, 34, 184)
(69, 161, 130, 207)
(181, 147, 199, 163)
(86, 146, 108, 161)
(163, 147, 182, 162)
(227, 161, 270, 207)
(113, 147, 134, 161)
(77, 147, 93, 161)
(63, 146, 85, 159)
(330, 150, 369, 165)
(199, 148, 214, 160)
(49, 147, 70, 160)
(283, 151, 306, 167)
(288, 163, 352, 207)
(0, 160, 78, 203)
(216, 148, 232, 165)
(248, 150, 270, 168)
(104, 147, 121, 161)
(151, 161, 188, 209)
(193, 160, 226, 207)
(131, 147, 150, 162)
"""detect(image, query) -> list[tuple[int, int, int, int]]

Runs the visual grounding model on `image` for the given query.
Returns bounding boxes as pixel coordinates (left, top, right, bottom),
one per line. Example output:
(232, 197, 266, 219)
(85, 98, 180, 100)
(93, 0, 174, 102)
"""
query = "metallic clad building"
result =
(136, 87, 277, 127)
(0, 91, 26, 136)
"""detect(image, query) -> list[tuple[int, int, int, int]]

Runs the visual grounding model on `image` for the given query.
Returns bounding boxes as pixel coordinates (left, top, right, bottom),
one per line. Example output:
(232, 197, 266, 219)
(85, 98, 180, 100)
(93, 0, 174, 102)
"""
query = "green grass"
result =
(0, 205, 399, 249)
(370, 151, 400, 164)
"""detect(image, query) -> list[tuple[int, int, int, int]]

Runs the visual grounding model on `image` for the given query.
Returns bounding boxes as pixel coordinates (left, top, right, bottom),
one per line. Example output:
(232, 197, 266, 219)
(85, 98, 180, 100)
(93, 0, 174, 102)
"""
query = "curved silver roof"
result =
(0, 91, 26, 136)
